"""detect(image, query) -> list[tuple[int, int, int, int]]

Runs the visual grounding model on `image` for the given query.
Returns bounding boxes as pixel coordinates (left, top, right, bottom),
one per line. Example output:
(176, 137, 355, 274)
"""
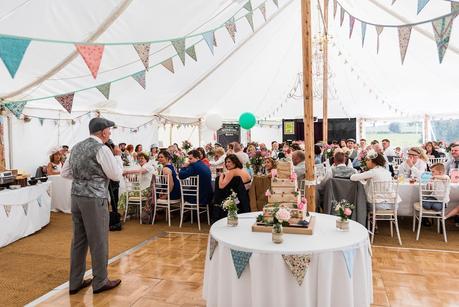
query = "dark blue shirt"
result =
(164, 164, 181, 200)
(178, 160, 212, 205)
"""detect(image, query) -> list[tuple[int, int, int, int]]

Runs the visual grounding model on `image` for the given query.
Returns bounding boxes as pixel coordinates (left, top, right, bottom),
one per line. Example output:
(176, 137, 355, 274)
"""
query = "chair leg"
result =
(390, 220, 393, 238)
(207, 205, 210, 225)
(152, 203, 157, 225)
(416, 213, 422, 241)
(197, 204, 201, 231)
(123, 194, 129, 223)
(437, 218, 440, 234)
(412, 213, 416, 232)
(140, 200, 142, 224)
(394, 215, 402, 246)
(191, 207, 194, 224)
(442, 218, 448, 243)
(179, 203, 184, 228)
(167, 203, 171, 227)
(371, 215, 376, 244)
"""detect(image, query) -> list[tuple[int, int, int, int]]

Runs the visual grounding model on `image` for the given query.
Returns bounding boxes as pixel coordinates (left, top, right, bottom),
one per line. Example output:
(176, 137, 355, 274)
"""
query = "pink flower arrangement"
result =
(344, 208, 352, 217)
(290, 172, 297, 181)
(275, 208, 291, 223)
(271, 169, 278, 177)
(297, 197, 307, 210)
(265, 189, 272, 197)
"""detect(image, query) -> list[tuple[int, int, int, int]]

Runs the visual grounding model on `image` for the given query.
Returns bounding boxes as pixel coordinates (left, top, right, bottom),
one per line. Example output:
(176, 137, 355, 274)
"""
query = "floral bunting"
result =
(209, 236, 218, 260)
(96, 83, 111, 100)
(4, 101, 27, 119)
(230, 249, 252, 278)
(225, 18, 237, 43)
(3, 205, 11, 217)
(273, 0, 279, 8)
(375, 26, 384, 54)
(259, 3, 267, 21)
(417, 0, 430, 14)
(398, 26, 412, 64)
(243, 1, 252, 12)
(452, 2, 459, 13)
(432, 15, 454, 63)
(0, 37, 31, 78)
(349, 16, 356, 38)
(133, 43, 151, 70)
(172, 39, 186, 66)
(38, 118, 44, 126)
(246, 12, 255, 31)
(282, 254, 311, 286)
(132, 70, 146, 89)
(361, 22, 367, 47)
(202, 31, 215, 54)
(340, 6, 345, 27)
(55, 93, 75, 113)
(75, 44, 104, 79)
(185, 45, 197, 62)
(22, 203, 28, 216)
(161, 58, 175, 74)
(333, 0, 337, 19)
(342, 249, 357, 278)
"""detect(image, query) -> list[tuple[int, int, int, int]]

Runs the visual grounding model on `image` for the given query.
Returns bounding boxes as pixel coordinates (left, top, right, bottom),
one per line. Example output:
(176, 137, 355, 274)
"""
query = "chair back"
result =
(125, 173, 141, 192)
(154, 174, 170, 201)
(369, 180, 399, 207)
(419, 178, 450, 205)
(428, 157, 446, 167)
(180, 176, 199, 204)
(314, 164, 326, 179)
(392, 157, 403, 166)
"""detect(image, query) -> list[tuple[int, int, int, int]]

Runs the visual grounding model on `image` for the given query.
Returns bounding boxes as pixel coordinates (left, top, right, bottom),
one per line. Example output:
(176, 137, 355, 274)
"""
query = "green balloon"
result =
(239, 112, 256, 130)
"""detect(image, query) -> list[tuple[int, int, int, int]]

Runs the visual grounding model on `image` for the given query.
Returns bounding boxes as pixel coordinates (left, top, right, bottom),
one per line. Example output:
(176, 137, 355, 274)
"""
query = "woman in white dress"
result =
(47, 152, 63, 175)
(397, 147, 427, 179)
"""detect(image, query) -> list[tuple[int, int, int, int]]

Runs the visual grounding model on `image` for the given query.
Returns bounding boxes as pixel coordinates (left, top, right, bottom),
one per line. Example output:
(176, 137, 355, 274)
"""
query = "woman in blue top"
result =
(157, 150, 181, 200)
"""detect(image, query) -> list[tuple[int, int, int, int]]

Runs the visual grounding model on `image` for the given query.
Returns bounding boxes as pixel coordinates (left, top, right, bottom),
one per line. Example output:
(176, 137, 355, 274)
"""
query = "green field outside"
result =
(365, 133, 422, 149)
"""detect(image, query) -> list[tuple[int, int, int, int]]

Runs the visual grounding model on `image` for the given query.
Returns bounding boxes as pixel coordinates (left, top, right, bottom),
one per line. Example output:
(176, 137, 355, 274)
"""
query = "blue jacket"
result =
(178, 160, 212, 205)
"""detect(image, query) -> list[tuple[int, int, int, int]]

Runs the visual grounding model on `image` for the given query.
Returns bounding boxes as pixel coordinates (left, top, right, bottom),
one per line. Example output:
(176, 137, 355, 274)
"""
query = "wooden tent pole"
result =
(301, 0, 316, 211)
(322, 0, 329, 144)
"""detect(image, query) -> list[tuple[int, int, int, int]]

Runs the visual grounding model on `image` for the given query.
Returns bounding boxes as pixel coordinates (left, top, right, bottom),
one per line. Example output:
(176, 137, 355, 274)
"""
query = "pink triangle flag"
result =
(398, 26, 412, 64)
(259, 3, 267, 21)
(333, 0, 337, 18)
(133, 43, 150, 70)
(349, 16, 356, 38)
(132, 70, 146, 89)
(55, 93, 75, 113)
(375, 26, 384, 54)
(75, 44, 104, 79)
(161, 58, 175, 73)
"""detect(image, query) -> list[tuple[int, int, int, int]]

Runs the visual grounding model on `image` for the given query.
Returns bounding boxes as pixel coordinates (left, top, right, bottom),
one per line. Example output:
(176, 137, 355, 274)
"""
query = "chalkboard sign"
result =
(217, 124, 241, 148)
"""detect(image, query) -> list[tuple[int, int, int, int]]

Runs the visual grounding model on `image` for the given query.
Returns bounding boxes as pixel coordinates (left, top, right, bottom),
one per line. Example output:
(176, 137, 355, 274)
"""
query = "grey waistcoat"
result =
(69, 137, 109, 198)
(332, 165, 356, 179)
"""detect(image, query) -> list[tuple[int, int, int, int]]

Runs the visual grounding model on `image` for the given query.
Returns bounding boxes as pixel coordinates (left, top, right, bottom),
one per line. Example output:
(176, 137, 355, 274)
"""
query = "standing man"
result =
(61, 118, 124, 294)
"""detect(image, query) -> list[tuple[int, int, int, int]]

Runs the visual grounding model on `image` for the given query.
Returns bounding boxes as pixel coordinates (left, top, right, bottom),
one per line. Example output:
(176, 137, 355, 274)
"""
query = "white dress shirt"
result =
(235, 151, 250, 166)
(210, 154, 226, 168)
(61, 136, 124, 182)
(398, 159, 427, 179)
(350, 166, 394, 204)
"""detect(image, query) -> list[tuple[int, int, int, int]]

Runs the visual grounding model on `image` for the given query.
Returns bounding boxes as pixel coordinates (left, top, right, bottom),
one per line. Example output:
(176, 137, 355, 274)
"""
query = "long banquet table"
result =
(0, 182, 52, 248)
(203, 212, 372, 307)
(48, 175, 72, 213)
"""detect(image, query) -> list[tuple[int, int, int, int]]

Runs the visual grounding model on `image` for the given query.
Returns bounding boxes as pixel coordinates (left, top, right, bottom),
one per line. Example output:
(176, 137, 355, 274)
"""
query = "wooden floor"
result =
(36, 233, 459, 307)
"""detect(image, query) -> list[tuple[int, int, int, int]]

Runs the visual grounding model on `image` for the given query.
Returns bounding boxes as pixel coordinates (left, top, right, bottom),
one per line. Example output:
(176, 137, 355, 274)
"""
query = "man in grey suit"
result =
(61, 118, 124, 294)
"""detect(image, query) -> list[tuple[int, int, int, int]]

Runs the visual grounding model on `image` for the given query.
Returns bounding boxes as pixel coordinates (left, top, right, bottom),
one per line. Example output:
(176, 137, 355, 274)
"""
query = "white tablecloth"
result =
(0, 182, 52, 248)
(48, 175, 72, 213)
(203, 212, 372, 307)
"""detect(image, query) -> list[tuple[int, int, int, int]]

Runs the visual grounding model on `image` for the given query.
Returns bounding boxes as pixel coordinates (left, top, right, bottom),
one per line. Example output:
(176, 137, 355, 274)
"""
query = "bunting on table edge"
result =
(209, 236, 218, 260)
(3, 205, 11, 217)
(96, 83, 111, 100)
(22, 203, 28, 216)
(161, 58, 175, 74)
(132, 70, 146, 89)
(398, 26, 412, 64)
(282, 254, 311, 286)
(0, 37, 31, 78)
(172, 39, 186, 66)
(230, 249, 252, 278)
(55, 93, 75, 113)
(342, 248, 357, 278)
(432, 15, 454, 63)
(75, 44, 104, 79)
(186, 45, 197, 62)
(133, 43, 151, 71)
(4, 101, 27, 119)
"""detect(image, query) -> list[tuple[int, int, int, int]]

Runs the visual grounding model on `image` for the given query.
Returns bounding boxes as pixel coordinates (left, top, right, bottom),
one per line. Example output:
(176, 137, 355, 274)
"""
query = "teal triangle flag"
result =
(361, 22, 367, 47)
(96, 83, 111, 99)
(432, 16, 454, 63)
(132, 70, 146, 89)
(230, 249, 252, 278)
(0, 37, 31, 78)
(185, 45, 197, 62)
(172, 39, 186, 65)
(203, 31, 215, 54)
(342, 249, 357, 278)
(245, 13, 255, 31)
(209, 236, 218, 260)
(417, 0, 430, 14)
(5, 101, 27, 119)
(244, 1, 252, 11)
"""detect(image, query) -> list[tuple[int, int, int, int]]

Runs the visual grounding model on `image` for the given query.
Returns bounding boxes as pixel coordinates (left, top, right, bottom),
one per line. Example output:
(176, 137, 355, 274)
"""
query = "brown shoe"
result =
(69, 278, 93, 295)
(93, 279, 121, 294)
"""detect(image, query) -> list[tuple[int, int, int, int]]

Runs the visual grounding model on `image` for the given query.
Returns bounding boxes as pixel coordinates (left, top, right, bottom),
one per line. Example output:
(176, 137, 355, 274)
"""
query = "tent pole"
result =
(198, 119, 202, 146)
(423, 114, 430, 143)
(301, 0, 316, 211)
(322, 0, 329, 145)
(169, 124, 173, 146)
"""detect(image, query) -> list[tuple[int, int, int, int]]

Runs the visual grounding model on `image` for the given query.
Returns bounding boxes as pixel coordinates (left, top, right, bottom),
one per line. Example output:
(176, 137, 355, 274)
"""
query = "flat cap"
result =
(346, 138, 356, 143)
(89, 117, 115, 134)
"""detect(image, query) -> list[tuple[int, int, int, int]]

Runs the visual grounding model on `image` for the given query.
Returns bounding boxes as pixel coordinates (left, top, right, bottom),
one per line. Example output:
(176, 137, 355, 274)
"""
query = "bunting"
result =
(172, 39, 186, 66)
(340, 7, 345, 27)
(55, 93, 75, 113)
(432, 16, 454, 63)
(417, 0, 430, 14)
(22, 204, 28, 216)
(452, 2, 459, 13)
(244, 1, 252, 11)
(37, 196, 42, 207)
(133, 43, 151, 70)
(3, 205, 11, 217)
(161, 58, 175, 74)
(333, 0, 337, 18)
(342, 249, 357, 278)
(96, 83, 111, 100)
(4, 101, 27, 119)
(209, 236, 218, 260)
(0, 37, 31, 78)
(39, 118, 44, 126)
(230, 249, 252, 278)
(282, 254, 311, 286)
(246, 12, 255, 32)
(375, 26, 384, 54)
(273, 0, 279, 8)
(225, 18, 237, 43)
(185, 46, 197, 62)
(361, 22, 367, 47)
(349, 16, 356, 38)
(259, 3, 267, 21)
(398, 26, 412, 64)
(203, 31, 215, 54)
(75, 44, 104, 79)
(132, 70, 146, 89)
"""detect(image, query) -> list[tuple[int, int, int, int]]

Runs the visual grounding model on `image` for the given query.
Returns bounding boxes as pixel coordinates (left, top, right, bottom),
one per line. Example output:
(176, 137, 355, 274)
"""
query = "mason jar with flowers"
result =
(334, 199, 355, 231)
(272, 207, 291, 243)
(221, 190, 239, 226)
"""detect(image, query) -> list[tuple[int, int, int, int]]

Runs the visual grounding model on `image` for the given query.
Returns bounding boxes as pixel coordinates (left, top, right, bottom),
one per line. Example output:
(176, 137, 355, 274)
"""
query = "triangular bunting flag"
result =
(340, 6, 345, 27)
(417, 0, 430, 14)
(161, 58, 175, 74)
(282, 254, 311, 286)
(75, 44, 104, 79)
(96, 83, 111, 100)
(259, 3, 267, 21)
(38, 118, 44, 126)
(171, 39, 186, 66)
(244, 1, 252, 11)
(452, 2, 459, 13)
(22, 203, 28, 216)
(245, 12, 255, 31)
(361, 22, 367, 47)
(4, 101, 27, 119)
(349, 16, 356, 38)
(132, 70, 146, 89)
(230, 249, 252, 278)
(392, 0, 397, 4)
(185, 46, 197, 62)
(273, 0, 279, 8)
(0, 37, 31, 78)
(432, 16, 454, 63)
(203, 31, 215, 54)
(398, 26, 412, 64)
(375, 26, 384, 54)
(209, 236, 218, 260)
(333, 0, 337, 18)
(225, 18, 237, 43)
(55, 93, 75, 113)
(342, 249, 357, 278)
(3, 205, 11, 217)
(133, 43, 150, 70)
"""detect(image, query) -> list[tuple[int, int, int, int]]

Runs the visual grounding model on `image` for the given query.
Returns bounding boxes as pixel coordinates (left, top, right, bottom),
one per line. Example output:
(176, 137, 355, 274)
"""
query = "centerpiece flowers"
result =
(333, 199, 355, 231)
(182, 140, 193, 152)
(272, 206, 291, 244)
(221, 190, 239, 226)
(249, 150, 264, 175)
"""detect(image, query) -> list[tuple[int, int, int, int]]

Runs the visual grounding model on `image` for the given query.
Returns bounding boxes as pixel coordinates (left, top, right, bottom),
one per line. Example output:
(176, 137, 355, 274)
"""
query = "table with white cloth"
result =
(0, 182, 52, 248)
(397, 182, 459, 216)
(48, 175, 72, 213)
(203, 212, 372, 307)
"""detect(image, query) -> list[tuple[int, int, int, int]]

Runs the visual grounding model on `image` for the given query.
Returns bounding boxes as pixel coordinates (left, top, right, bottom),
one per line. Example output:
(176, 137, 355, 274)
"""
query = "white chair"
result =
(392, 157, 403, 167)
(314, 164, 326, 180)
(413, 178, 450, 242)
(123, 173, 149, 224)
(428, 157, 446, 167)
(179, 176, 210, 230)
(368, 180, 402, 245)
(152, 174, 181, 226)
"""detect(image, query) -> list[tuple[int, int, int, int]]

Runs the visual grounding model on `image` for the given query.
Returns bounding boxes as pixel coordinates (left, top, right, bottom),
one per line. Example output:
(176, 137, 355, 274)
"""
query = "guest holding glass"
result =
(210, 147, 226, 170)
(398, 147, 427, 179)
(446, 143, 459, 175)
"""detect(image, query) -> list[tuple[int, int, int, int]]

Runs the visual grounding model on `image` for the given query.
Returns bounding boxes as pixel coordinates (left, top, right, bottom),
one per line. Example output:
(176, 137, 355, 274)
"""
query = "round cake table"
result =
(203, 212, 372, 307)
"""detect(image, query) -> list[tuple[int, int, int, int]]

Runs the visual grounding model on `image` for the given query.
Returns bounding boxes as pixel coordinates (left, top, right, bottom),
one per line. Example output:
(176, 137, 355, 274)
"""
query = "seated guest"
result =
(123, 152, 155, 190)
(179, 150, 213, 205)
(373, 143, 390, 170)
(197, 147, 211, 167)
(314, 145, 322, 164)
(327, 152, 357, 179)
(157, 150, 181, 200)
(398, 147, 427, 179)
(425, 141, 443, 158)
(210, 147, 226, 169)
(325, 148, 353, 168)
(346, 138, 358, 161)
(48, 151, 63, 175)
(292, 150, 305, 184)
(445, 143, 459, 175)
(423, 163, 450, 212)
(133, 144, 143, 162)
(263, 157, 277, 176)
(149, 144, 159, 161)
(219, 154, 252, 190)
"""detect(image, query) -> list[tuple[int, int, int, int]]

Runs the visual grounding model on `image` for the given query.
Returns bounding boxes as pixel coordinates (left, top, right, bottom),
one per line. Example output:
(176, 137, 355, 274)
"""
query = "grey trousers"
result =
(69, 195, 109, 291)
